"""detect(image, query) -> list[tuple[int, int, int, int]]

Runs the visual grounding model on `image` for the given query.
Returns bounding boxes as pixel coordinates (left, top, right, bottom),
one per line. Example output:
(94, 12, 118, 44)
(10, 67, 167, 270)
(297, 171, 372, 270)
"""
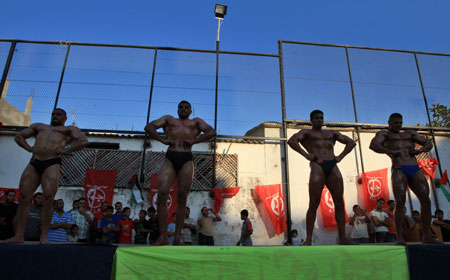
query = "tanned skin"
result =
(1, 109, 88, 244)
(145, 101, 216, 245)
(370, 114, 441, 244)
(288, 111, 356, 245)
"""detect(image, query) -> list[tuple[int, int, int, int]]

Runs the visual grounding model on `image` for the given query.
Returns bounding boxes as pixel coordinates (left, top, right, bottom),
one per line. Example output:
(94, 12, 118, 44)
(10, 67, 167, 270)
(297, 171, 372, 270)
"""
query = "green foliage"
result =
(428, 104, 450, 127)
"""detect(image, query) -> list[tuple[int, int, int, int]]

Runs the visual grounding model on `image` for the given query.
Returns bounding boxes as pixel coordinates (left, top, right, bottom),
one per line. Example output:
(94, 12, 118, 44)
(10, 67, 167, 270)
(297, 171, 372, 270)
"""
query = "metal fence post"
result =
(139, 49, 159, 184)
(345, 47, 365, 174)
(414, 52, 441, 209)
(53, 43, 71, 109)
(0, 41, 16, 100)
(212, 40, 220, 188)
(278, 41, 292, 243)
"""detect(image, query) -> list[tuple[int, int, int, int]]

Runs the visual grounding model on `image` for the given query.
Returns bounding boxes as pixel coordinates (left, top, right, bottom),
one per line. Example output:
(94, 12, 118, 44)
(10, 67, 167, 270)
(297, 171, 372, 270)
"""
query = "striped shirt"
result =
(70, 209, 94, 239)
(47, 210, 72, 242)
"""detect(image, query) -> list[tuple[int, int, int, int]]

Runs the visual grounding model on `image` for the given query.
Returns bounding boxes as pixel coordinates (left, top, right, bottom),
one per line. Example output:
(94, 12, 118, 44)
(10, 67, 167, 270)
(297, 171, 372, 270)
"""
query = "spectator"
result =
(402, 207, 415, 242)
(147, 207, 159, 245)
(412, 210, 421, 224)
(24, 192, 43, 241)
(182, 207, 196, 245)
(47, 199, 72, 242)
(70, 198, 94, 242)
(385, 200, 397, 242)
(67, 199, 79, 214)
(112, 202, 124, 224)
(349, 204, 371, 244)
(236, 209, 253, 246)
(370, 198, 390, 243)
(168, 213, 176, 245)
(433, 209, 450, 242)
(68, 224, 79, 242)
(291, 230, 302, 246)
(92, 202, 109, 243)
(134, 210, 152, 245)
(0, 190, 19, 240)
(118, 207, 134, 244)
(100, 206, 119, 243)
(197, 207, 221, 246)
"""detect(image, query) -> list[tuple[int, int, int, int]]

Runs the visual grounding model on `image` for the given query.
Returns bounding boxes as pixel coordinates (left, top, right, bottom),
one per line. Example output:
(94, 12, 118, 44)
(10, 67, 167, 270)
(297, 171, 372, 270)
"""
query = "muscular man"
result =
(145, 100, 216, 245)
(288, 110, 356, 245)
(370, 113, 441, 244)
(2, 108, 88, 244)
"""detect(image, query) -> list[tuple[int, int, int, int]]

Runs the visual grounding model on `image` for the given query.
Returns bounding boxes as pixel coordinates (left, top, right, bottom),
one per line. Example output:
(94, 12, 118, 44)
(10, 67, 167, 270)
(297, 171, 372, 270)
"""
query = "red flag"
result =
(319, 186, 349, 228)
(418, 158, 439, 179)
(150, 174, 178, 223)
(359, 168, 390, 212)
(440, 170, 448, 186)
(0, 188, 19, 203)
(211, 187, 240, 213)
(255, 184, 286, 235)
(84, 169, 116, 211)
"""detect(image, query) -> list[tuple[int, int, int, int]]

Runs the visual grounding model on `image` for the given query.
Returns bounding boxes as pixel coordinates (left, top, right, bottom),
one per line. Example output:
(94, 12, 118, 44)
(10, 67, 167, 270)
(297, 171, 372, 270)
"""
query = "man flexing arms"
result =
(145, 101, 216, 245)
(370, 113, 441, 244)
(288, 110, 356, 245)
(2, 108, 88, 244)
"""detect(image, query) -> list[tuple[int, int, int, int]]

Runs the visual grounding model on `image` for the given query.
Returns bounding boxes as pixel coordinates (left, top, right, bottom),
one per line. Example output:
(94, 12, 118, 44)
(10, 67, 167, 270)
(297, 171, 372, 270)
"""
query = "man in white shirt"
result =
(181, 207, 196, 245)
(349, 204, 371, 244)
(370, 198, 390, 243)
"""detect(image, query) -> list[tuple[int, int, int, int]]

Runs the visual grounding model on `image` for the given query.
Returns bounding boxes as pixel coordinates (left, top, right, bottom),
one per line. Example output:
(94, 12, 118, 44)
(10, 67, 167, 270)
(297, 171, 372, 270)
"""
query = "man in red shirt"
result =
(385, 200, 397, 242)
(118, 207, 134, 244)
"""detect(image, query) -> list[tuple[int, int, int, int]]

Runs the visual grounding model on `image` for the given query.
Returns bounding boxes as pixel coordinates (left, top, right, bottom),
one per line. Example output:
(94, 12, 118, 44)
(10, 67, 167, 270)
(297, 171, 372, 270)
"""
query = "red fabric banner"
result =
(255, 184, 287, 235)
(211, 187, 240, 213)
(84, 169, 116, 211)
(440, 170, 448, 186)
(359, 168, 389, 212)
(0, 188, 19, 203)
(319, 186, 349, 228)
(418, 158, 439, 179)
(150, 174, 178, 223)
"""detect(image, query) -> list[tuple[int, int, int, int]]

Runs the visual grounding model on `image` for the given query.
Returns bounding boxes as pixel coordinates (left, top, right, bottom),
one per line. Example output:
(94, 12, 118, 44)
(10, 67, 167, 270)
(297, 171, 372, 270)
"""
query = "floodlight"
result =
(215, 4, 227, 19)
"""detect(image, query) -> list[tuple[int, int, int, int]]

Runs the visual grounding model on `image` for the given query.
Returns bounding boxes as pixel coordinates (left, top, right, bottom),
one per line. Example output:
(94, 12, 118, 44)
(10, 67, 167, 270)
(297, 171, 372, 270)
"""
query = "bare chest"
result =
(166, 119, 199, 137)
(385, 132, 413, 149)
(35, 126, 70, 144)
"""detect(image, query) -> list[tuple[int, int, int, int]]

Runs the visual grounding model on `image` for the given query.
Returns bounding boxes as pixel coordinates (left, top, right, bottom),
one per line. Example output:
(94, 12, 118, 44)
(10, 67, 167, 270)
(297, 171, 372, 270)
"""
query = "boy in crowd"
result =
(118, 207, 134, 244)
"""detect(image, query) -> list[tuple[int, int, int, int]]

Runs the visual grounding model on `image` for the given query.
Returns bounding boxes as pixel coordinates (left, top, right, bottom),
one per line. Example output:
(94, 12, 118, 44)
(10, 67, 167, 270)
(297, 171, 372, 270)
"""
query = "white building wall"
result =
(1, 127, 449, 245)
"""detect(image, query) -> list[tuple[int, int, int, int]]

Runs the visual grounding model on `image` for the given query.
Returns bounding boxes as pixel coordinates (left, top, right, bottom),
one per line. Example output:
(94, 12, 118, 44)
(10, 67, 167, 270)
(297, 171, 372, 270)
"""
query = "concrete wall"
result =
(1, 127, 449, 245)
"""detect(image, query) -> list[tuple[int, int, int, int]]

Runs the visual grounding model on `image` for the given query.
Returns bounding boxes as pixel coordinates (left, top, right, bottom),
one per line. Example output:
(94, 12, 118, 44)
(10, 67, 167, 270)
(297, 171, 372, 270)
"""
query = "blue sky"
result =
(1, 1, 449, 134)
(2, 1, 450, 54)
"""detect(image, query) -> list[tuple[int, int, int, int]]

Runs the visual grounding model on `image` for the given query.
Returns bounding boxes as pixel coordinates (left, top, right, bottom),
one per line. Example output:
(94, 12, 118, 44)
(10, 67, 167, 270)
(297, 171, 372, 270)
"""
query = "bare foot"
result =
(302, 239, 312, 246)
(339, 239, 355, 245)
(172, 239, 185, 246)
(40, 239, 53, 245)
(423, 236, 443, 244)
(0, 236, 25, 244)
(152, 236, 169, 246)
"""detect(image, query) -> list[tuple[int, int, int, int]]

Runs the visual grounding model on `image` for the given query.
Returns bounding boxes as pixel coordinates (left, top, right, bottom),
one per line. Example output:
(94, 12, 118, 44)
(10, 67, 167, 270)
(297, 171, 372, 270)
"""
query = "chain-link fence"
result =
(1, 39, 449, 191)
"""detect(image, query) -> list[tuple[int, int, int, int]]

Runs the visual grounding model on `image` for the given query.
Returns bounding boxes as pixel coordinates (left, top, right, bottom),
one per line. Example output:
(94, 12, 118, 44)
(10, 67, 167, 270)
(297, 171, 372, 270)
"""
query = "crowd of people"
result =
(0, 193, 258, 245)
(347, 198, 450, 244)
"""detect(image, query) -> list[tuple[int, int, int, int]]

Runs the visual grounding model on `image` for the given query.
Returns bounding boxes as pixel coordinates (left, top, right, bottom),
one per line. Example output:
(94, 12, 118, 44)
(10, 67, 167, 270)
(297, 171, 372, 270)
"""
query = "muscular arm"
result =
(411, 131, 432, 154)
(193, 118, 216, 144)
(144, 116, 171, 145)
(369, 131, 398, 156)
(61, 126, 88, 154)
(287, 130, 315, 161)
(14, 124, 39, 153)
(334, 132, 356, 162)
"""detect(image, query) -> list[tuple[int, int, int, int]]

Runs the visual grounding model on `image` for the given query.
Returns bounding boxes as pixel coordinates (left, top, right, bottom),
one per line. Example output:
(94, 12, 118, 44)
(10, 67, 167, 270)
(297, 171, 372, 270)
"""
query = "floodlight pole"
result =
(212, 19, 222, 189)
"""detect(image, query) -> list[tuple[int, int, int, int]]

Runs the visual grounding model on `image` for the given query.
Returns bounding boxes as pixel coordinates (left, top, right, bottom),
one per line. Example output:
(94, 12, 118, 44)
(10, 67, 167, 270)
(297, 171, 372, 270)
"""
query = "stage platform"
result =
(0, 243, 448, 280)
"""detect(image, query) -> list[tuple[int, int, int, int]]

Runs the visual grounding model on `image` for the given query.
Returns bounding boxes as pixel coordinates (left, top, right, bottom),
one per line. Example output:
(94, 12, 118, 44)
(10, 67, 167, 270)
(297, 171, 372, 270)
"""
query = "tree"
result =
(428, 104, 450, 127)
